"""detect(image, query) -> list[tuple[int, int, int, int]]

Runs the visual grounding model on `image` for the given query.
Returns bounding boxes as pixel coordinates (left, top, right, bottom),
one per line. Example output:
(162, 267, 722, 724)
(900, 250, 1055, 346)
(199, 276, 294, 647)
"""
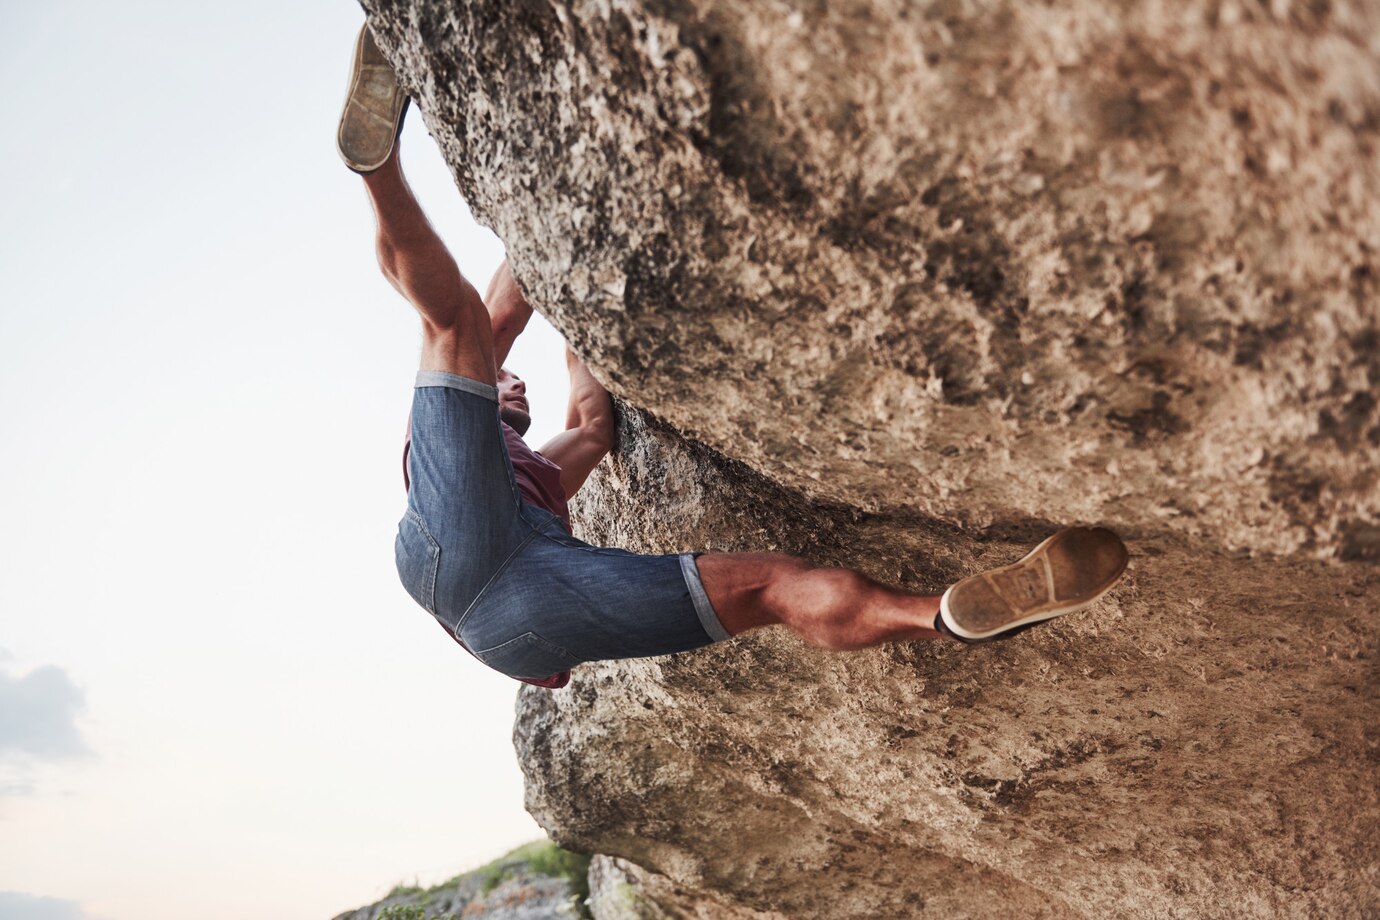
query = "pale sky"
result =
(0, 3, 574, 918)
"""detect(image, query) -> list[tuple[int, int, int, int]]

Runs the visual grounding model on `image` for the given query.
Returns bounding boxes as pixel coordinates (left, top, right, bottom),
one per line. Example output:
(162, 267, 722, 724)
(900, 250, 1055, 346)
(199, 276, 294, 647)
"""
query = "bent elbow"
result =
(585, 414, 617, 454)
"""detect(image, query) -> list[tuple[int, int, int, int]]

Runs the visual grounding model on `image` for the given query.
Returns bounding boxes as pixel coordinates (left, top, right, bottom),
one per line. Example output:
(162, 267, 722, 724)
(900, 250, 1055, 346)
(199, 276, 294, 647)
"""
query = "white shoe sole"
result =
(937, 527, 1129, 642)
(337, 25, 408, 174)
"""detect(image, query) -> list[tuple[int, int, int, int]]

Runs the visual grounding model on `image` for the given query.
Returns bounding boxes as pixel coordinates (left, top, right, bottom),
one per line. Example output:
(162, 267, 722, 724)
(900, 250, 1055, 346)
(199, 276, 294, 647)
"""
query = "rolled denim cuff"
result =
(680, 554, 732, 643)
(415, 370, 498, 401)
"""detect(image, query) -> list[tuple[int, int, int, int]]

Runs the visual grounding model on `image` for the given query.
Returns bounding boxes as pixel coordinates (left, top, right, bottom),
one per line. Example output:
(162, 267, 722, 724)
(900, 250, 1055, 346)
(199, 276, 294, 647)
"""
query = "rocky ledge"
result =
(362, 1, 1379, 917)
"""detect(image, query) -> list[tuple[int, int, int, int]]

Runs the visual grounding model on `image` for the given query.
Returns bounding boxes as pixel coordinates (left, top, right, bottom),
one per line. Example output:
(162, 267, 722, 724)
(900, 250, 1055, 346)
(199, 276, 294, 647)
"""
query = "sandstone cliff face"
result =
(362, 1, 1380, 916)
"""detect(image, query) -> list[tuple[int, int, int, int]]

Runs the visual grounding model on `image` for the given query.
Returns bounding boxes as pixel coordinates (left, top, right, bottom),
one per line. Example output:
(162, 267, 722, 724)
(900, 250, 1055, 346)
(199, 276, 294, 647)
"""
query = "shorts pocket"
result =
(395, 511, 440, 614)
(474, 632, 577, 680)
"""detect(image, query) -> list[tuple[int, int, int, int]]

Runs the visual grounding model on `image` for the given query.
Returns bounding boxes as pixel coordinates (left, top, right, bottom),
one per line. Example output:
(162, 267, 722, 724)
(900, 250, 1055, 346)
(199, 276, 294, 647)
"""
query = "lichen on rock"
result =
(361, 0, 1380, 916)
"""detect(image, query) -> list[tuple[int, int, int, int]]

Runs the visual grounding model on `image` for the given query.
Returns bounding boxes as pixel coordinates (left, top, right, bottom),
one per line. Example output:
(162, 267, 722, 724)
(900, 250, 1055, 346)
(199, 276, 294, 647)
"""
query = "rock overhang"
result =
(361, 1, 1380, 916)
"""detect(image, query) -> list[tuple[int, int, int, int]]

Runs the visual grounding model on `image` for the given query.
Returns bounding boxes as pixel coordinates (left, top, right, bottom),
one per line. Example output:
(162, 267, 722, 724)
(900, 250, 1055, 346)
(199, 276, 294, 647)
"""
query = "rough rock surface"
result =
(587, 855, 784, 919)
(361, 1, 1380, 917)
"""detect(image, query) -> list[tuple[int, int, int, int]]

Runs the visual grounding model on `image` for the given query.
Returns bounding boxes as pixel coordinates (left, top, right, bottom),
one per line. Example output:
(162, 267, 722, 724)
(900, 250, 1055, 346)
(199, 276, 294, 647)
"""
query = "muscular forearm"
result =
(538, 346, 616, 497)
(484, 258, 533, 368)
(565, 346, 613, 432)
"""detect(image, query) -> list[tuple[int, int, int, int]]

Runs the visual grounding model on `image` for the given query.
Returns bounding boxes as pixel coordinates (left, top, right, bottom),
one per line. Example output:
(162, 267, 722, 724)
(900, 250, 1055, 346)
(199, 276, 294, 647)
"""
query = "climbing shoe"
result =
(936, 526, 1129, 643)
(337, 24, 409, 174)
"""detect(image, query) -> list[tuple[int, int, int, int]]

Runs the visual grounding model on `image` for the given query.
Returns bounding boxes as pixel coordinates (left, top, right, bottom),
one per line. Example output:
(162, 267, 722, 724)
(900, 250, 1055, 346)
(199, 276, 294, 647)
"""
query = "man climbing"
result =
(339, 26, 1129, 690)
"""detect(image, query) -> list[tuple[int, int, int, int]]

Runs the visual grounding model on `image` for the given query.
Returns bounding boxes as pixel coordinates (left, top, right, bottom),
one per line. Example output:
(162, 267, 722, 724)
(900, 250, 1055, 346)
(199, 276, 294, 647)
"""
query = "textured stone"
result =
(360, 1, 1380, 916)
(519, 412, 1380, 919)
(588, 855, 786, 919)
(366, 0, 1380, 558)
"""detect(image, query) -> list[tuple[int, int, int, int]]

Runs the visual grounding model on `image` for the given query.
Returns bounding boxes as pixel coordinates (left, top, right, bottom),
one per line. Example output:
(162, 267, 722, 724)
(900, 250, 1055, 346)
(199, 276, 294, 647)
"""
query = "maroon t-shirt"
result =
(499, 425, 572, 534)
(403, 415, 572, 689)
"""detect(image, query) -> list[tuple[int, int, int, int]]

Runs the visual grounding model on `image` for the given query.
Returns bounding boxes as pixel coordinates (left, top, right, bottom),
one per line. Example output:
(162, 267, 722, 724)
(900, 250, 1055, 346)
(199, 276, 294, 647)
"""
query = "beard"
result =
(499, 405, 532, 436)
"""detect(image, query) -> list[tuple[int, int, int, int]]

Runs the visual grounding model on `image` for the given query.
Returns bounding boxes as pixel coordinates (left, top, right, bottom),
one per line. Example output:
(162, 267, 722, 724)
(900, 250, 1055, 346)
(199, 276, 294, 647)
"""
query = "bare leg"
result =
(696, 553, 943, 649)
(361, 146, 497, 383)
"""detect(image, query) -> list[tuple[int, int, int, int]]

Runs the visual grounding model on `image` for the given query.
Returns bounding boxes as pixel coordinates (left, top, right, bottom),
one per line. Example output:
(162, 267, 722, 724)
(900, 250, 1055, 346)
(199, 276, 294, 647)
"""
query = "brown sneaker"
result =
(337, 24, 409, 174)
(936, 526, 1129, 642)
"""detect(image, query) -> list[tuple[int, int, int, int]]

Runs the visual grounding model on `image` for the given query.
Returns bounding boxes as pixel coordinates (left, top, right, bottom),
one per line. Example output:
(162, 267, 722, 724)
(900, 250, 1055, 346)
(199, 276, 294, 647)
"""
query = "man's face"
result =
(497, 367, 531, 435)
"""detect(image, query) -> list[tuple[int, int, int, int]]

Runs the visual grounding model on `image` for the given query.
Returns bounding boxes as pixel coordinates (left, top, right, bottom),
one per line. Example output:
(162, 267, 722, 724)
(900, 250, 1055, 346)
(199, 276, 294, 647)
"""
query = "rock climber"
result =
(338, 25, 1130, 690)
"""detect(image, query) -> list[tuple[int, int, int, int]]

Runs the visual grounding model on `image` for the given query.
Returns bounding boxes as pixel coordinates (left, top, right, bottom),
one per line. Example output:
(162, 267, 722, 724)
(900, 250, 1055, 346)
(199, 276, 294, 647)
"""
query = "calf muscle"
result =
(363, 150, 497, 384)
(697, 553, 942, 649)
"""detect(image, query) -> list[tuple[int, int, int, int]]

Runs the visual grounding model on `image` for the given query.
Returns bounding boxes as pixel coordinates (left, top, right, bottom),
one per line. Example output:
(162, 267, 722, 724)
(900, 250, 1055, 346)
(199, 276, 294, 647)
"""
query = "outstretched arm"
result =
(539, 347, 616, 498)
(483, 258, 532, 369)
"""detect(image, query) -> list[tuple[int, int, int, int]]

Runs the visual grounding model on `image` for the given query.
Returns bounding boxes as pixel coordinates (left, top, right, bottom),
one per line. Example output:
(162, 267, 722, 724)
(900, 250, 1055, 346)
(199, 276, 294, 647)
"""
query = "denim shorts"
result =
(394, 371, 730, 681)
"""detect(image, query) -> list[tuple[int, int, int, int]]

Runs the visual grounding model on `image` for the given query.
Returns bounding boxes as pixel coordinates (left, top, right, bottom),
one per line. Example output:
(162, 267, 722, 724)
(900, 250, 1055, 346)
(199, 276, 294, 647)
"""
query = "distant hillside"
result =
(332, 840, 590, 920)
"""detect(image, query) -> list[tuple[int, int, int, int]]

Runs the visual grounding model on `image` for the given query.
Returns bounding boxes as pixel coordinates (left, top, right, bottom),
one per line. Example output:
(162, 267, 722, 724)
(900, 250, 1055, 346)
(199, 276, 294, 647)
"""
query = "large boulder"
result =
(362, 1, 1380, 916)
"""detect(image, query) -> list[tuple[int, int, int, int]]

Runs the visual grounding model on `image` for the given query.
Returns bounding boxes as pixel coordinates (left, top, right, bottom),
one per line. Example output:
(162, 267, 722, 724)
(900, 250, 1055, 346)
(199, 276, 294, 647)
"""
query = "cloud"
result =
(0, 663, 90, 761)
(0, 892, 98, 920)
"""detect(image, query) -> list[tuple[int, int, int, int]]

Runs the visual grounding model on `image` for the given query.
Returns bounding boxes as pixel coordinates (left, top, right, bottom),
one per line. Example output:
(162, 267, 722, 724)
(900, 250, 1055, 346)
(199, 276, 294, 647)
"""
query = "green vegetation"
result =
(378, 907, 443, 920)
(612, 880, 642, 911)
(381, 838, 592, 920)
(378, 906, 462, 920)
(476, 840, 590, 897)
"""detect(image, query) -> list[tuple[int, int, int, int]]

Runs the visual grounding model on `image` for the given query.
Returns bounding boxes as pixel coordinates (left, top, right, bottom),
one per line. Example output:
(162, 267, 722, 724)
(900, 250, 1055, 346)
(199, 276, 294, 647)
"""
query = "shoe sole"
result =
(938, 526, 1129, 642)
(337, 25, 409, 174)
